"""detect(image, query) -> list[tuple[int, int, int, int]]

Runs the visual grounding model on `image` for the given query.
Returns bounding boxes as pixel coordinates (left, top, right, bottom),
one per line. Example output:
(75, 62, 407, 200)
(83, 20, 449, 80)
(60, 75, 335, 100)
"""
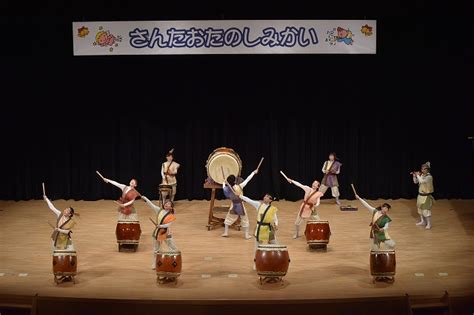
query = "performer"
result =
(43, 195, 76, 252)
(319, 152, 342, 205)
(355, 194, 395, 250)
(221, 169, 259, 239)
(240, 193, 278, 270)
(285, 177, 323, 239)
(142, 196, 178, 270)
(101, 176, 140, 221)
(412, 161, 434, 229)
(161, 149, 180, 201)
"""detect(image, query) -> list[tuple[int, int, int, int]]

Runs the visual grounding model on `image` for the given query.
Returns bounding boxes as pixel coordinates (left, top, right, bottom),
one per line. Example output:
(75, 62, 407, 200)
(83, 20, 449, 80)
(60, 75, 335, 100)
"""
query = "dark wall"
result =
(1, 0, 472, 201)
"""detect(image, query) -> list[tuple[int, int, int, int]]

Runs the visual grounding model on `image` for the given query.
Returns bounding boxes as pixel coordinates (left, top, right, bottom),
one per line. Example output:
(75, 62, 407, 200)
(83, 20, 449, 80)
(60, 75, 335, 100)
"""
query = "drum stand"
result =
(309, 244, 328, 251)
(53, 274, 76, 285)
(259, 276, 284, 285)
(373, 276, 395, 283)
(118, 243, 139, 252)
(203, 182, 241, 231)
(157, 276, 178, 285)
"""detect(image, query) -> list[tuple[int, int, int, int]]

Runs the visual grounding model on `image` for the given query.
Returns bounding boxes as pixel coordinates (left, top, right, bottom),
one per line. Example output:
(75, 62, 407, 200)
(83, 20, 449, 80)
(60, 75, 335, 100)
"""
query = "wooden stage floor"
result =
(0, 198, 473, 301)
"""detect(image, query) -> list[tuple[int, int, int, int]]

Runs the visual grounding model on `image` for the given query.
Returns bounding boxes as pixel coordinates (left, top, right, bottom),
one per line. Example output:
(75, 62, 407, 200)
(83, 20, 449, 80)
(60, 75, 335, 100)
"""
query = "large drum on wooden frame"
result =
(305, 220, 331, 247)
(116, 220, 141, 248)
(156, 251, 182, 280)
(206, 147, 242, 185)
(254, 244, 290, 278)
(52, 249, 77, 283)
(370, 250, 396, 277)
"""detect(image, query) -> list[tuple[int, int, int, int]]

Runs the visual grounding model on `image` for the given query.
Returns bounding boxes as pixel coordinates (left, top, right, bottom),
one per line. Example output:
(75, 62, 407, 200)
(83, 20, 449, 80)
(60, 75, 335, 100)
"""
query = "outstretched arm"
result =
(356, 195, 376, 214)
(105, 178, 126, 191)
(239, 170, 257, 189)
(142, 196, 162, 215)
(416, 174, 431, 184)
(240, 195, 261, 210)
(291, 180, 311, 193)
(44, 196, 61, 217)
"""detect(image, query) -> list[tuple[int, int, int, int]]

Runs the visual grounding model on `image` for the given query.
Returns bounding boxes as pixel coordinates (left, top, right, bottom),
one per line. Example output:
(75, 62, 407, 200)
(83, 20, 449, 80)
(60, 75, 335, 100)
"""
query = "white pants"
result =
(319, 184, 340, 197)
(224, 211, 250, 228)
(371, 239, 396, 250)
(417, 208, 432, 217)
(295, 211, 320, 226)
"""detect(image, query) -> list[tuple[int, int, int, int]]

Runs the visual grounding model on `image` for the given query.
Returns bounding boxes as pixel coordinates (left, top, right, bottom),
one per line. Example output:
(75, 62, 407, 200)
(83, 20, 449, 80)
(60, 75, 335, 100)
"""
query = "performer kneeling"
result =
(285, 177, 323, 239)
(356, 195, 395, 250)
(142, 196, 178, 270)
(44, 195, 76, 252)
(221, 169, 259, 239)
(240, 193, 279, 270)
(412, 161, 434, 230)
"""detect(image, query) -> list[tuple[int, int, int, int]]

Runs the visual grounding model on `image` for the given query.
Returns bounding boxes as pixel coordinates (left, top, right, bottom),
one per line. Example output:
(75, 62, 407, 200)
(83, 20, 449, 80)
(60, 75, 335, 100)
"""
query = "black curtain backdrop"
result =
(1, 0, 472, 201)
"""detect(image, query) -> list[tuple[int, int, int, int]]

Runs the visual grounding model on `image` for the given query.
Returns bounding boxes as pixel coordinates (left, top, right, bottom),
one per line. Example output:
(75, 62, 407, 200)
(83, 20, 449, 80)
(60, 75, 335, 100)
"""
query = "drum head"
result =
(206, 148, 242, 184)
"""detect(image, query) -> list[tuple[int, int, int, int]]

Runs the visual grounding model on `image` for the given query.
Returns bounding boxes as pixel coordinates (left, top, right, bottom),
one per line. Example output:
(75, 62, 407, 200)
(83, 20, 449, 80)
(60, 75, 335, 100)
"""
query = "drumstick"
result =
(256, 157, 264, 170)
(42, 182, 46, 196)
(280, 170, 290, 181)
(149, 217, 158, 226)
(351, 183, 358, 196)
(96, 170, 105, 180)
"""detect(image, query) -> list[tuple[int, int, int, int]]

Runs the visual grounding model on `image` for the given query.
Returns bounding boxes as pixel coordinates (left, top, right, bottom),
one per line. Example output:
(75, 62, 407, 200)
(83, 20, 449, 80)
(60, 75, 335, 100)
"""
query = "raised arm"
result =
(240, 195, 261, 210)
(416, 174, 432, 184)
(413, 174, 419, 184)
(291, 180, 311, 193)
(142, 196, 162, 215)
(356, 196, 376, 214)
(44, 196, 61, 217)
(106, 178, 126, 191)
(239, 170, 256, 189)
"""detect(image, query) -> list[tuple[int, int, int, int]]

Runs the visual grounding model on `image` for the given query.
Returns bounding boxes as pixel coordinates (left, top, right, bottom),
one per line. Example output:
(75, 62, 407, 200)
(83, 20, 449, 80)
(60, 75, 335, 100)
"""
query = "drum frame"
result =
(52, 250, 77, 284)
(255, 245, 290, 285)
(116, 220, 141, 252)
(156, 251, 182, 285)
(305, 220, 331, 250)
(370, 249, 396, 283)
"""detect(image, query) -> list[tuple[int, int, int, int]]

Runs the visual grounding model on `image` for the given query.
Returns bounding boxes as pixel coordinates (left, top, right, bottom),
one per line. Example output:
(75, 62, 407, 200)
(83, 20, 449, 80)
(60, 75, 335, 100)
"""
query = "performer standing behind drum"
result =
(221, 169, 259, 239)
(355, 194, 395, 250)
(412, 161, 434, 230)
(142, 196, 178, 269)
(101, 177, 140, 221)
(161, 149, 180, 202)
(43, 194, 76, 252)
(285, 177, 323, 239)
(240, 193, 278, 270)
(319, 152, 342, 205)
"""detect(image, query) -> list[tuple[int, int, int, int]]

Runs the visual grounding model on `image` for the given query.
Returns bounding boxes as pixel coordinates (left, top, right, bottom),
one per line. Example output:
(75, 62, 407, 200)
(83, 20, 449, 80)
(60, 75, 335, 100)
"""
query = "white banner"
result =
(73, 20, 376, 55)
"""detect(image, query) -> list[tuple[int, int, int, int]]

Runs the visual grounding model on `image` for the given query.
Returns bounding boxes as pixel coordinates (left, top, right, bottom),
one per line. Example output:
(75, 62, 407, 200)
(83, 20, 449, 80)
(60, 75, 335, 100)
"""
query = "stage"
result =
(0, 198, 473, 313)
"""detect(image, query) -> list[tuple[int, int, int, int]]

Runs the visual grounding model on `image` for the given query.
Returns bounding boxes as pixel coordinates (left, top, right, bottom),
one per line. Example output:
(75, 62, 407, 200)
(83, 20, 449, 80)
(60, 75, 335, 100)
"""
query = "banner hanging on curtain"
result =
(73, 20, 376, 55)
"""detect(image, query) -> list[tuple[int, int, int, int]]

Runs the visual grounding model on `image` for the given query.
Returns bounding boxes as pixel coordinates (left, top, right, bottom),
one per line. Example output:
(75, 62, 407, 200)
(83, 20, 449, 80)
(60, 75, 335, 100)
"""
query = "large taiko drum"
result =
(255, 244, 290, 278)
(52, 249, 77, 283)
(116, 220, 141, 251)
(305, 220, 331, 247)
(206, 147, 242, 184)
(156, 251, 182, 281)
(370, 250, 396, 277)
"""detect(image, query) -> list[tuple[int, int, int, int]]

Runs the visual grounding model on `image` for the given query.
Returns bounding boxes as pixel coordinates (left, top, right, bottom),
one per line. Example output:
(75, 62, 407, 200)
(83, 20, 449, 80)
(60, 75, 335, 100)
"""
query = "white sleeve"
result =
(160, 222, 173, 228)
(292, 180, 311, 193)
(143, 196, 162, 214)
(382, 222, 389, 230)
(416, 175, 431, 184)
(161, 164, 165, 179)
(321, 161, 327, 173)
(45, 198, 61, 217)
(107, 179, 126, 191)
(274, 213, 279, 226)
(239, 171, 255, 189)
(241, 195, 261, 210)
(358, 197, 376, 214)
(315, 197, 320, 207)
(413, 175, 419, 184)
